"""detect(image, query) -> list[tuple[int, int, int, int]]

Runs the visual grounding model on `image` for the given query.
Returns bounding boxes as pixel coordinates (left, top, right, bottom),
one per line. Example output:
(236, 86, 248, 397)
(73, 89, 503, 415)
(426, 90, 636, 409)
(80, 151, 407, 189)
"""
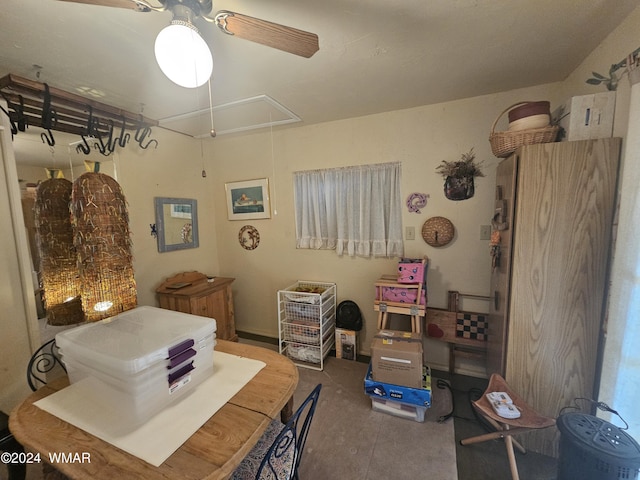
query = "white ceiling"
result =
(1, 0, 637, 166)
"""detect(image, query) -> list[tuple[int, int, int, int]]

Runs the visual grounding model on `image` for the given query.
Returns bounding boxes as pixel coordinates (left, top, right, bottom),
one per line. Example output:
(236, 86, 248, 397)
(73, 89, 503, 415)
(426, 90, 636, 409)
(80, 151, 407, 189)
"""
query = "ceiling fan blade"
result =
(215, 11, 319, 58)
(56, 0, 151, 11)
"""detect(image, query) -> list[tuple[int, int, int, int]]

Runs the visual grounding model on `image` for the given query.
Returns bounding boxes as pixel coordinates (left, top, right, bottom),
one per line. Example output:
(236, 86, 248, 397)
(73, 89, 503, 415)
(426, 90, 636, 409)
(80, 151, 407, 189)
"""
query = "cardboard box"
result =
(370, 330, 423, 388)
(335, 328, 357, 360)
(552, 92, 615, 141)
(364, 362, 431, 407)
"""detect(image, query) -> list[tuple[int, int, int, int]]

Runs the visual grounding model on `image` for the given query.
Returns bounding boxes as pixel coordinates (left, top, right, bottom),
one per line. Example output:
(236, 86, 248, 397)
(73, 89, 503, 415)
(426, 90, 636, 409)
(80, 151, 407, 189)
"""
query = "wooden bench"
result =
(425, 291, 490, 374)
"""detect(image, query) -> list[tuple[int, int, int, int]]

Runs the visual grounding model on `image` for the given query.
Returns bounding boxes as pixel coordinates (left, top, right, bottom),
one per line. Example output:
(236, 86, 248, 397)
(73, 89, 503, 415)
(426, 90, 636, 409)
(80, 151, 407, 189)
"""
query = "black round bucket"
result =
(557, 412, 640, 480)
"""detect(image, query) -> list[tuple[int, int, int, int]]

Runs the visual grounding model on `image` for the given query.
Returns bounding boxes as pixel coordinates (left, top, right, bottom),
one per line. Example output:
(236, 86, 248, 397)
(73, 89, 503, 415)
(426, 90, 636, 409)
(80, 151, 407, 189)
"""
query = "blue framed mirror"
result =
(154, 197, 199, 252)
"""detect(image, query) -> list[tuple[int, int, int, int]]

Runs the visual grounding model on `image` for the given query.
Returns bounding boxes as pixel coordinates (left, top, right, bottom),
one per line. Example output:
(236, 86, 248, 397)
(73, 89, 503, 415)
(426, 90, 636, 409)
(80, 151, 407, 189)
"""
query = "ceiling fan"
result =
(57, 0, 319, 87)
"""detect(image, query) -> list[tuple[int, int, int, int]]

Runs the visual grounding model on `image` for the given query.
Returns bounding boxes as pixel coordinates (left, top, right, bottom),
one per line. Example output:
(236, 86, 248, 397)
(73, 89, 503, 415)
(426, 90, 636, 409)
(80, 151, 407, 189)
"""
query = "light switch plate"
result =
(405, 226, 416, 240)
(480, 225, 491, 240)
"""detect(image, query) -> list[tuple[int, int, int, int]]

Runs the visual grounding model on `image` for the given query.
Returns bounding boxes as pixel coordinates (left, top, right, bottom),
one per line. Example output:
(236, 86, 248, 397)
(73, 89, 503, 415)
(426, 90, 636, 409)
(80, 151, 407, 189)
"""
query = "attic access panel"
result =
(158, 95, 301, 137)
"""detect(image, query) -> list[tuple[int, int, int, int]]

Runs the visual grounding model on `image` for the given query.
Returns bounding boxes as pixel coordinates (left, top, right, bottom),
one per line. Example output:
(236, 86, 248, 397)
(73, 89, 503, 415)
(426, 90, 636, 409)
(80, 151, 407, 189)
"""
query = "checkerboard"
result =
(456, 313, 488, 341)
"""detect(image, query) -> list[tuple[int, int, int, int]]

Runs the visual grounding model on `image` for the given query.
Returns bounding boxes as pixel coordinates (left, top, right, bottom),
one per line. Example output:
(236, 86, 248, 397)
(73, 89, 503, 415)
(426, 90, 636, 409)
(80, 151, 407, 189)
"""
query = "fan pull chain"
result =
(200, 139, 206, 178)
(198, 77, 218, 178)
(208, 78, 216, 138)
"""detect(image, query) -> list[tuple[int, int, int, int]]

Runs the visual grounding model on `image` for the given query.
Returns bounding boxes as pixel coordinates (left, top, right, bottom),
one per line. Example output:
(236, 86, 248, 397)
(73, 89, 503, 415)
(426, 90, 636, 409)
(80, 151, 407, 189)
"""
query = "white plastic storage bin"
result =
(371, 397, 427, 423)
(56, 306, 216, 425)
(62, 344, 214, 425)
(278, 281, 336, 371)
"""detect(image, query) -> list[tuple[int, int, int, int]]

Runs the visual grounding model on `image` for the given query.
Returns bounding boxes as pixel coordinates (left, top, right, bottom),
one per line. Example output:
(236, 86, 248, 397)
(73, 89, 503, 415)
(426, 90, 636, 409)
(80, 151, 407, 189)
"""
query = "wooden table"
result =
(9, 340, 299, 480)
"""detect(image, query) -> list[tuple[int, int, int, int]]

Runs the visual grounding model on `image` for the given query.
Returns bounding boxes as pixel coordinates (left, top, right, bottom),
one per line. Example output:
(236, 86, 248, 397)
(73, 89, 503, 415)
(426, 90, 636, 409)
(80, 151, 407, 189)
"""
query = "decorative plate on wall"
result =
(422, 216, 455, 247)
(238, 225, 260, 250)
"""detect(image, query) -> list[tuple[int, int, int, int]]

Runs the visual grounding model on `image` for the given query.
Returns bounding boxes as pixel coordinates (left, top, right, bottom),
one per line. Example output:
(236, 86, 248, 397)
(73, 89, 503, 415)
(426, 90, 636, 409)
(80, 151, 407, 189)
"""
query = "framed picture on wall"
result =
(170, 203, 192, 219)
(225, 178, 271, 220)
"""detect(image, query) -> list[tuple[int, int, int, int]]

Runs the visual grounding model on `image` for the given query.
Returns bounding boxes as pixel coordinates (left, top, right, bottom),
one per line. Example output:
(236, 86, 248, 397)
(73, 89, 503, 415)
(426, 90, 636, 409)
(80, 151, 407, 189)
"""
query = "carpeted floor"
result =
(293, 357, 458, 480)
(239, 337, 560, 479)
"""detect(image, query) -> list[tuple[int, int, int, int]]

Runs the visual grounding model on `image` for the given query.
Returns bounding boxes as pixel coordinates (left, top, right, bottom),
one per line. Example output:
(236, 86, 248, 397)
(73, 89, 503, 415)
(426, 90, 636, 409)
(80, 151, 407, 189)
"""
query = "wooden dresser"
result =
(156, 272, 237, 341)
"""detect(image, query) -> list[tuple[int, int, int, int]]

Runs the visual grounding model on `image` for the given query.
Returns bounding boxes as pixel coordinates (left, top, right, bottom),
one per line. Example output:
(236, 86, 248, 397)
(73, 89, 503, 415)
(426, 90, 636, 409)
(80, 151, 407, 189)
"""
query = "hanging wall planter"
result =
(436, 148, 484, 201)
(444, 175, 475, 201)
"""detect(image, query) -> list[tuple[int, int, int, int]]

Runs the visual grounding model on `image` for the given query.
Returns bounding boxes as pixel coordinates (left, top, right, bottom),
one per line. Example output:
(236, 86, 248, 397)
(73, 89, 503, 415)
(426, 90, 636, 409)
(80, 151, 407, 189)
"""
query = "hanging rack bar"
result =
(0, 73, 158, 137)
(3, 93, 140, 133)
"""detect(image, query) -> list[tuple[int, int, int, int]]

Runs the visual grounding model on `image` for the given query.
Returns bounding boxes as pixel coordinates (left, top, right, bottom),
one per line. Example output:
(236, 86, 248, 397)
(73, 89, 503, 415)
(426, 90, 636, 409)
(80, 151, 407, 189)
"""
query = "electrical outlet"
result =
(405, 226, 416, 240)
(480, 225, 492, 240)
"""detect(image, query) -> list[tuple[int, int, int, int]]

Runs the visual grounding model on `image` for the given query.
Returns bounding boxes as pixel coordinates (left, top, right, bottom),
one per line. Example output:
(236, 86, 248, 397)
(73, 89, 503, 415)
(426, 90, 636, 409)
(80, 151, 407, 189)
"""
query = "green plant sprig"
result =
(435, 148, 485, 179)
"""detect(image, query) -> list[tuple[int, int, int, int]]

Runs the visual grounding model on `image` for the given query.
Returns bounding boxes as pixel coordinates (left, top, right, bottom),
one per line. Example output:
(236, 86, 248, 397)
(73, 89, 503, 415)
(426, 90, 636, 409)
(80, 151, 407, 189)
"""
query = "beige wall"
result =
(206, 81, 560, 376)
(109, 129, 221, 307)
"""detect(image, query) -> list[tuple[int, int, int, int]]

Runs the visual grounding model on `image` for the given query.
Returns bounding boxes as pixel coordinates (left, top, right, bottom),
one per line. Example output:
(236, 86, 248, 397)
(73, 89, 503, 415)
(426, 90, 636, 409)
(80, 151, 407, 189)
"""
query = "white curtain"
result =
(598, 64, 640, 438)
(294, 162, 404, 258)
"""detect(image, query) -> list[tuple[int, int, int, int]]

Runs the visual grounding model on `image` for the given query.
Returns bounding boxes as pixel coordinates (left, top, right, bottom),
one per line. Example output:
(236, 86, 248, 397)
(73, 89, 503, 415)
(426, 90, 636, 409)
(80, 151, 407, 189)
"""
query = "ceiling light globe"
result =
(155, 22, 213, 88)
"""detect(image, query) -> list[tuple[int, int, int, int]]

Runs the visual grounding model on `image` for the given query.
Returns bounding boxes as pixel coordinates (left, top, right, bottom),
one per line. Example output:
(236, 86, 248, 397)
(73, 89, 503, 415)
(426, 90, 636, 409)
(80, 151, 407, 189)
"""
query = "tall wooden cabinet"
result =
(156, 272, 237, 341)
(487, 138, 621, 457)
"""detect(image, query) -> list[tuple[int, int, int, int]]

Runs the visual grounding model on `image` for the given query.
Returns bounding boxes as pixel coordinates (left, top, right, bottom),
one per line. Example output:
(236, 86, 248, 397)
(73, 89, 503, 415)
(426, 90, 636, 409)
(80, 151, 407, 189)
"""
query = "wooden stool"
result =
(460, 374, 556, 480)
(376, 304, 425, 333)
(374, 275, 425, 333)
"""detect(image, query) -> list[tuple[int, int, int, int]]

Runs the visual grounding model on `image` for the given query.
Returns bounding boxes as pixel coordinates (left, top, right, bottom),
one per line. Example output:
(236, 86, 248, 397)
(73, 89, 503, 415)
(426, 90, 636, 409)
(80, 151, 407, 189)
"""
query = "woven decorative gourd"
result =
(489, 102, 560, 158)
(422, 216, 455, 247)
(71, 172, 137, 322)
(34, 178, 84, 325)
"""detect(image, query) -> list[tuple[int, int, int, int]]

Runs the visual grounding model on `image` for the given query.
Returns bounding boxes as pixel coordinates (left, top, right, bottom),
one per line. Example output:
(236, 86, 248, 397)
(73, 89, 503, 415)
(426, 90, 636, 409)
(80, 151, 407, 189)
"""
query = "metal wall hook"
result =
(105, 119, 117, 153)
(41, 129, 55, 146)
(135, 123, 151, 143)
(76, 136, 91, 155)
(0, 104, 17, 136)
(134, 118, 158, 149)
(119, 131, 131, 148)
(41, 83, 58, 131)
(117, 116, 130, 148)
(140, 138, 158, 150)
(1, 93, 28, 134)
(88, 117, 112, 156)
(93, 131, 108, 155)
(16, 95, 27, 132)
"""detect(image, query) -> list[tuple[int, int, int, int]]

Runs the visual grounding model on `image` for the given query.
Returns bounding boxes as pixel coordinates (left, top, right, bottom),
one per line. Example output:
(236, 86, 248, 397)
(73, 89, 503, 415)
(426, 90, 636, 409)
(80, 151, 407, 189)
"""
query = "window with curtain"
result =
(293, 162, 404, 258)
